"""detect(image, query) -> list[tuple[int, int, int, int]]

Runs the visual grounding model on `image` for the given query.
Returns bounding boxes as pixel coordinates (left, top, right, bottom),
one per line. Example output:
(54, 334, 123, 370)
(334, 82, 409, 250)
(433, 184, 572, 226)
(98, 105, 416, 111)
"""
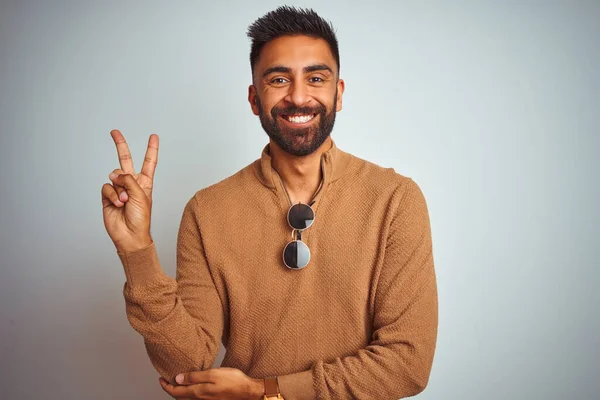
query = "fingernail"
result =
(175, 374, 183, 384)
(109, 172, 118, 179)
(120, 191, 128, 201)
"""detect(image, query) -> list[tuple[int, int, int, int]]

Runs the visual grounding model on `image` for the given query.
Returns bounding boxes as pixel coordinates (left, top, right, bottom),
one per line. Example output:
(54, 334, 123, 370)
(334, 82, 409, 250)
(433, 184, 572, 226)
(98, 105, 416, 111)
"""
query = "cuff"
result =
(278, 369, 315, 400)
(117, 241, 165, 286)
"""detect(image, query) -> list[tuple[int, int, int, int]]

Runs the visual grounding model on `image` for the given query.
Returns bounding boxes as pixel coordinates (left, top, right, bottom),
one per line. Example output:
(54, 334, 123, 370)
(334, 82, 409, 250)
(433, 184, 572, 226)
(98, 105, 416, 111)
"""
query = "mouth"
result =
(280, 113, 317, 126)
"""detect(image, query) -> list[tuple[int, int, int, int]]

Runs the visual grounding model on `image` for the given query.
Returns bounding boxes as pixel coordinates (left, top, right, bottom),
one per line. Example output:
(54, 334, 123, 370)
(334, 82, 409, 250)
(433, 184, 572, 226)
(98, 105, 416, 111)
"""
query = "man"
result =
(101, 6, 437, 400)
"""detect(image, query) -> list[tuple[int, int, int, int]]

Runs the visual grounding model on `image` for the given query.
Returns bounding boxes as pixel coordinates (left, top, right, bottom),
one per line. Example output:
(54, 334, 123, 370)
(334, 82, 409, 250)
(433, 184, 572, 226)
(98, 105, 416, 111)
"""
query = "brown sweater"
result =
(117, 141, 438, 399)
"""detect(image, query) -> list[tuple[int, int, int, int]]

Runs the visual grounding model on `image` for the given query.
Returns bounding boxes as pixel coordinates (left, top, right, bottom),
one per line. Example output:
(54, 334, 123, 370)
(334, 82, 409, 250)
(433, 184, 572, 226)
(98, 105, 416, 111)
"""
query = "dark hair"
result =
(246, 6, 340, 75)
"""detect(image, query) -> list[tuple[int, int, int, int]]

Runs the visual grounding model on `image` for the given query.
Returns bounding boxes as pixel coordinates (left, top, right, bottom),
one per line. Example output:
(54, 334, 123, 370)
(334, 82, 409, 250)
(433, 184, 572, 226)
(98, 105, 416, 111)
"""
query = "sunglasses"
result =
(283, 202, 315, 269)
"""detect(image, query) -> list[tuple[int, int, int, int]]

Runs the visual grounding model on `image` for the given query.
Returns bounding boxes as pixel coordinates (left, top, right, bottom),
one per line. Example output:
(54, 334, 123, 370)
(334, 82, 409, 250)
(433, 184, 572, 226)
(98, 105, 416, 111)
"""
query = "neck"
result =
(270, 137, 332, 205)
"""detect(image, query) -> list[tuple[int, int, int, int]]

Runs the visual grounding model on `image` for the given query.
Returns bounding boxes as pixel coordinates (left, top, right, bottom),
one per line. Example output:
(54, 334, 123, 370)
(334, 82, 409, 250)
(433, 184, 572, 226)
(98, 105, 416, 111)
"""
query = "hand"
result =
(158, 368, 264, 399)
(101, 129, 159, 253)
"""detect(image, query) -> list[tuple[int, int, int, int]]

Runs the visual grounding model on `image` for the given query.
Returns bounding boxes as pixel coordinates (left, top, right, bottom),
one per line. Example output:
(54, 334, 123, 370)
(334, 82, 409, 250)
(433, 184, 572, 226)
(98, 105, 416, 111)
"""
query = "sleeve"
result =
(118, 195, 224, 383)
(278, 179, 438, 400)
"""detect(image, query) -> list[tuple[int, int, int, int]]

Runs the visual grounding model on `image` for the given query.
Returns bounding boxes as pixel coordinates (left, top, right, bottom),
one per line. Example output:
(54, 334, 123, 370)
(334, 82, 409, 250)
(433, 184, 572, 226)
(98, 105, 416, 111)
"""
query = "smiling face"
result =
(249, 35, 345, 157)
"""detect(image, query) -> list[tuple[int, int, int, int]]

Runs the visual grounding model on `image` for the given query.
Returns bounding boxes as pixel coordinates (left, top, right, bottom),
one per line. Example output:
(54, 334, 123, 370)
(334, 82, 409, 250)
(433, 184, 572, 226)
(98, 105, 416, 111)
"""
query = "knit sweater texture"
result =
(117, 141, 438, 399)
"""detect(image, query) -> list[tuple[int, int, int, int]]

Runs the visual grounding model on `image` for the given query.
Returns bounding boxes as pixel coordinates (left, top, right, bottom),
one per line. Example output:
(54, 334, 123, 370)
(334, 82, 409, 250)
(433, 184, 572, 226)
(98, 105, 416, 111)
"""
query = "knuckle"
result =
(102, 184, 114, 194)
(192, 386, 205, 397)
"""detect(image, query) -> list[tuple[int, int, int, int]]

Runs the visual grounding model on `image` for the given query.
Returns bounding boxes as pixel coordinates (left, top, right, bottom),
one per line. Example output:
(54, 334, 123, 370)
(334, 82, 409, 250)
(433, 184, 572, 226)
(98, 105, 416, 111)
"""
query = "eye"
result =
(270, 77, 289, 85)
(309, 77, 324, 83)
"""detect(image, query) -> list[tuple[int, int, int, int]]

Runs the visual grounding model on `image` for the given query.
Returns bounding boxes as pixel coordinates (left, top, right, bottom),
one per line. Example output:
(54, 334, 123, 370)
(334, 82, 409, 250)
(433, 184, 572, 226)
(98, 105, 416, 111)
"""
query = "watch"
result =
(263, 376, 284, 399)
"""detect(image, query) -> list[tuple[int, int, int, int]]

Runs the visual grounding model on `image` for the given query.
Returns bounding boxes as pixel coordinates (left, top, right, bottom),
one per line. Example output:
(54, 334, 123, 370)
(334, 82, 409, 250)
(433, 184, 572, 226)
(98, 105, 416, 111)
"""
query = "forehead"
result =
(255, 35, 336, 73)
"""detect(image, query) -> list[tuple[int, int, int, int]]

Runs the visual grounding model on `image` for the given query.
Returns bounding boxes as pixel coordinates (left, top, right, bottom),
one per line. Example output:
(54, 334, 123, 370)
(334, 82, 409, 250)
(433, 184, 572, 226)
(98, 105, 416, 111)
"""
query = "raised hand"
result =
(101, 129, 159, 253)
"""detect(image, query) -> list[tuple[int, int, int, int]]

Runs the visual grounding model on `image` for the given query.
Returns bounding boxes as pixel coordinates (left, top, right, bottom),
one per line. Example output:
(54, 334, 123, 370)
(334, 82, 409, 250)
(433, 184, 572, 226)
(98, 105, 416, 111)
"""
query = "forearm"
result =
(278, 299, 438, 400)
(119, 241, 221, 382)
(309, 297, 438, 399)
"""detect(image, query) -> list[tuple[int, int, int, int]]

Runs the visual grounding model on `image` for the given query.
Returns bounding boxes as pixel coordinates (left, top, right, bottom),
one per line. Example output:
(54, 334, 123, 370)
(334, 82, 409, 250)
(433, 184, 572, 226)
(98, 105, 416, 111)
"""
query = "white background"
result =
(0, 1, 598, 399)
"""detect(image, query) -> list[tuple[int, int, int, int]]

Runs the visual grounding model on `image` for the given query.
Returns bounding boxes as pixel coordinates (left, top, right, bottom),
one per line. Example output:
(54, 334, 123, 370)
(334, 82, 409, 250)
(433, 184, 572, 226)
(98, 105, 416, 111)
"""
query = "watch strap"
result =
(263, 376, 282, 399)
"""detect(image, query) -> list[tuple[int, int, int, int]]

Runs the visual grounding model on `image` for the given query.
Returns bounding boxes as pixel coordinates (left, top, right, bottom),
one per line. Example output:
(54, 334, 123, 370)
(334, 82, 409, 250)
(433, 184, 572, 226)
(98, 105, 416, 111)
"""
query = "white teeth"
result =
(286, 114, 314, 123)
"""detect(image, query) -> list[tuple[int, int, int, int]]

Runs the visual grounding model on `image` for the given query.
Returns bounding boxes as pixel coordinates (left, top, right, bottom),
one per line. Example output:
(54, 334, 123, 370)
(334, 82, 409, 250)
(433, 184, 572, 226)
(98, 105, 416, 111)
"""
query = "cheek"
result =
(260, 92, 285, 112)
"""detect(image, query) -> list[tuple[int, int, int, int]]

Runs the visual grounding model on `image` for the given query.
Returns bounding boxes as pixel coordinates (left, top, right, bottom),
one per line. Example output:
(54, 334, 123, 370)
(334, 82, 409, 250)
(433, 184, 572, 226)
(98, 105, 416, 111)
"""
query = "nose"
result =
(284, 80, 311, 107)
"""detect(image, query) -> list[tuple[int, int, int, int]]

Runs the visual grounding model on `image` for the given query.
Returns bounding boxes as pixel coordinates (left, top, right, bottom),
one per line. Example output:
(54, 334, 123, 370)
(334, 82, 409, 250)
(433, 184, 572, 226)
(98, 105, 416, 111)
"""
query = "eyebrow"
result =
(262, 64, 333, 78)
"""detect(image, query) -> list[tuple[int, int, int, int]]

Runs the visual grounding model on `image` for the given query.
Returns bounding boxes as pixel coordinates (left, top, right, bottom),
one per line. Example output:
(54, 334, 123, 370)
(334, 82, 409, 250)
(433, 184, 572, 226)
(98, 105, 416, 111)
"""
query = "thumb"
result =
(109, 173, 145, 200)
(175, 370, 211, 385)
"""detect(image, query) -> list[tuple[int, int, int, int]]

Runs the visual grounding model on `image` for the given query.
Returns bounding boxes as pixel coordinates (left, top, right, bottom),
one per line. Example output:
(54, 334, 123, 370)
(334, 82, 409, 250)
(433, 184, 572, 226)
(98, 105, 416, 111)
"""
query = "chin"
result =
(281, 135, 329, 157)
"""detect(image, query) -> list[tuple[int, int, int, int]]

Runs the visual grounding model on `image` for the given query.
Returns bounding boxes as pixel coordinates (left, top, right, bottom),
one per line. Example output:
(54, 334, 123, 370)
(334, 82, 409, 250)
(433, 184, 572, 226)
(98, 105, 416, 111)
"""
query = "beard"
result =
(256, 90, 337, 157)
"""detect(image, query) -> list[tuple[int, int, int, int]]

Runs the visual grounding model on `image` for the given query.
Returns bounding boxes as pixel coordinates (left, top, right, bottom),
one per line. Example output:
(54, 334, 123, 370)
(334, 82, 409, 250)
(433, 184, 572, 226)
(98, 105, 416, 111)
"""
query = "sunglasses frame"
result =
(283, 202, 315, 270)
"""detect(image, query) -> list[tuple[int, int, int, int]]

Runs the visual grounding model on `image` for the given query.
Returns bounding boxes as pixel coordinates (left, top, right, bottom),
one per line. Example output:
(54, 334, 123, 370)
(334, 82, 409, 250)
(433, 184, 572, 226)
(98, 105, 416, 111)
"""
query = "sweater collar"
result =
(254, 139, 352, 191)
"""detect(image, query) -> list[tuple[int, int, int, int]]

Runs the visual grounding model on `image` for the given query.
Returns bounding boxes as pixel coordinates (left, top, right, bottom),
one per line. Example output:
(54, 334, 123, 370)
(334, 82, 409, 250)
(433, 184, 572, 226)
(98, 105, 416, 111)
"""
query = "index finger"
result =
(110, 129, 135, 174)
(159, 378, 210, 398)
(140, 134, 159, 180)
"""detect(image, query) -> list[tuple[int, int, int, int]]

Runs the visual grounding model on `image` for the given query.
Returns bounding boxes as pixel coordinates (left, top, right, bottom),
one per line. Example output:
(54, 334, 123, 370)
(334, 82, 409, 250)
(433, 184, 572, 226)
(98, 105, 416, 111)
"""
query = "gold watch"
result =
(263, 376, 284, 399)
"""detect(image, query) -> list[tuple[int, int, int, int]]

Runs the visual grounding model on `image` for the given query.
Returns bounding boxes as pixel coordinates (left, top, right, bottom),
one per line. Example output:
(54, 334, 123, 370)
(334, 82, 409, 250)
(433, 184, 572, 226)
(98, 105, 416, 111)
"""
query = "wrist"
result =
(248, 378, 265, 399)
(115, 235, 153, 254)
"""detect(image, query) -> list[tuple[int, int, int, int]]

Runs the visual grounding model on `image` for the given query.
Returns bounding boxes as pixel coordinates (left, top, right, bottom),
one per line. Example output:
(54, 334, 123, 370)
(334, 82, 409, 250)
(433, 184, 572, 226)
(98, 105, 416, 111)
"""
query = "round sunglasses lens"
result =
(283, 240, 310, 269)
(288, 203, 315, 230)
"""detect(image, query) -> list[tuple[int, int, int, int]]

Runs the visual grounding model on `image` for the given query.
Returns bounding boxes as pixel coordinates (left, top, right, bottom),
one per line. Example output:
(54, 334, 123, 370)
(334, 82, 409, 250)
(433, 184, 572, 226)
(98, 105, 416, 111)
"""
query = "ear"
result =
(248, 85, 259, 116)
(335, 79, 345, 112)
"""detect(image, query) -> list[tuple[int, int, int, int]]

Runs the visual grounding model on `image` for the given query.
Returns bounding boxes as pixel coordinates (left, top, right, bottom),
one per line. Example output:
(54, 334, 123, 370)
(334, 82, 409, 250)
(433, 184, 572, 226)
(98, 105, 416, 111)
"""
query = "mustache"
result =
(271, 104, 326, 117)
